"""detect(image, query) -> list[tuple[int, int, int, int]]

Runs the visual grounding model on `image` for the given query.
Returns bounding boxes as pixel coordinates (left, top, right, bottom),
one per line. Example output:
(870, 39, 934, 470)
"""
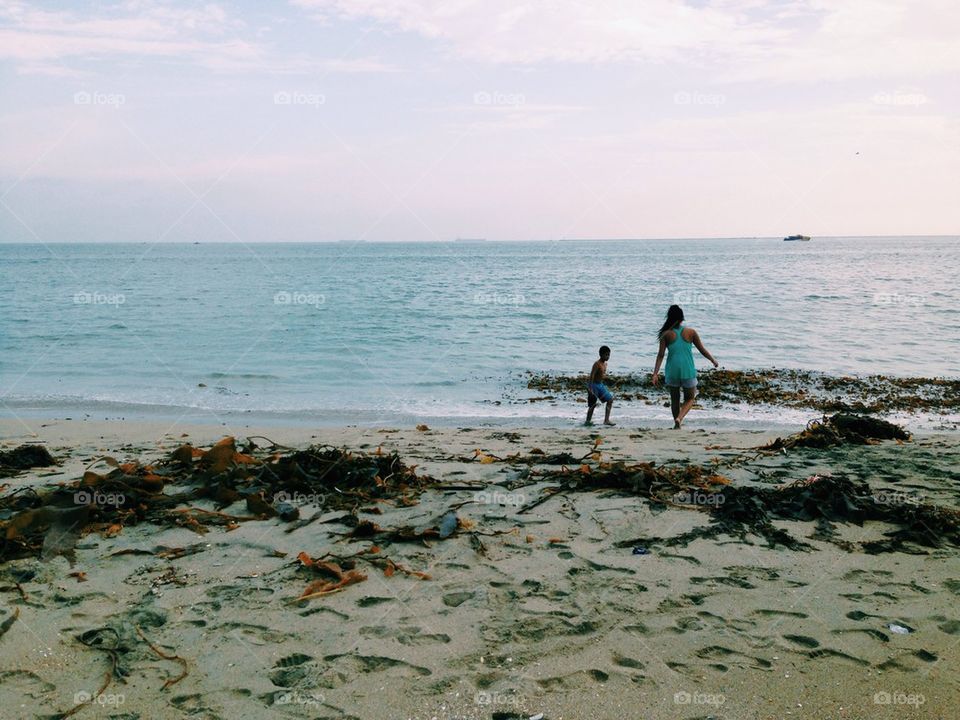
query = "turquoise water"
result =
(1, 237, 958, 427)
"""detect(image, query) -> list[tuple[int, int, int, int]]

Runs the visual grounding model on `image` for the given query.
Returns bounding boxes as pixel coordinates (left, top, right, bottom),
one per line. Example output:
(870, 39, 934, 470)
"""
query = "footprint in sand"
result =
(658, 592, 712, 611)
(936, 619, 960, 635)
(216, 621, 292, 645)
(622, 622, 651, 637)
(360, 625, 451, 646)
(807, 648, 869, 666)
(875, 650, 938, 673)
(0, 669, 55, 698)
(537, 668, 610, 690)
(170, 693, 223, 718)
(323, 652, 432, 678)
(690, 575, 756, 589)
(441, 590, 474, 607)
(753, 608, 809, 619)
(612, 652, 646, 670)
(696, 645, 772, 670)
(832, 627, 890, 642)
(782, 634, 820, 649)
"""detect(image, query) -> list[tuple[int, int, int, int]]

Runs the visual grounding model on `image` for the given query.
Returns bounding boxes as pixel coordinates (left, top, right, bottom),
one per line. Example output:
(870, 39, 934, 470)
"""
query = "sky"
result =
(0, 0, 958, 242)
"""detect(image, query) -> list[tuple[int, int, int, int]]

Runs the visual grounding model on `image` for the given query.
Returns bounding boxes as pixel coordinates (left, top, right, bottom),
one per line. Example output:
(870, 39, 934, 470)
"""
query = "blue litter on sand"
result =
(632, 546, 650, 555)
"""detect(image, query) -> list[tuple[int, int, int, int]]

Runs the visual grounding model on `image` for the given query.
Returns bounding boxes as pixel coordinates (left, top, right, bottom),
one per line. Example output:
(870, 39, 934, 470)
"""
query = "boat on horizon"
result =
(784, 234, 811, 241)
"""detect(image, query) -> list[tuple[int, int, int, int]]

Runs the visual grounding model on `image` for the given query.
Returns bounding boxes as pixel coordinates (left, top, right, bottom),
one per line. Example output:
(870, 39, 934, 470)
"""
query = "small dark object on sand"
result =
(759, 413, 910, 451)
(0, 444, 56, 476)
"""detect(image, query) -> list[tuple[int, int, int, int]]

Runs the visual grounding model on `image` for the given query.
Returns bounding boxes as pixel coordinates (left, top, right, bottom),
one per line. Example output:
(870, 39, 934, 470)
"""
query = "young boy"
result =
(586, 345, 615, 426)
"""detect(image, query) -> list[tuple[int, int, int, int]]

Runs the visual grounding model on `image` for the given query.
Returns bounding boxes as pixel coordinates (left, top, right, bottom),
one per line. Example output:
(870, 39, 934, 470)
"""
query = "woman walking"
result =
(652, 305, 718, 428)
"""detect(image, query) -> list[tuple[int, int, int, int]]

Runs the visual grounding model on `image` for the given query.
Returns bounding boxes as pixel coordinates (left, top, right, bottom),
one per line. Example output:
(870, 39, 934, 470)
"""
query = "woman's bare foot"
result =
(673, 420, 682, 429)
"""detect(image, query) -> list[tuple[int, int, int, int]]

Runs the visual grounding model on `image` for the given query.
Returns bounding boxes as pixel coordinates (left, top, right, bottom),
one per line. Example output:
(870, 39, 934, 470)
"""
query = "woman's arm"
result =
(652, 337, 667, 385)
(691, 329, 719, 367)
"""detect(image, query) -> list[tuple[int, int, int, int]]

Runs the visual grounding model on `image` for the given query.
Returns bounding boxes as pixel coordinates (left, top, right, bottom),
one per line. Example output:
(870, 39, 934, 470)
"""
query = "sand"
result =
(1, 416, 958, 720)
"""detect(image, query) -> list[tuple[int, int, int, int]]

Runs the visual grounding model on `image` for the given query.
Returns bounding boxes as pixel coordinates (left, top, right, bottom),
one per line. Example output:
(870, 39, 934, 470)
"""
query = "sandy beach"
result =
(1, 416, 958, 720)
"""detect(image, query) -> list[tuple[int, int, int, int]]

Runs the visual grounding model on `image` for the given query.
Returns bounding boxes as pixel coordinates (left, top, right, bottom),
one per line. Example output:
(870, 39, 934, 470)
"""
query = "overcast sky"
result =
(1, 0, 958, 242)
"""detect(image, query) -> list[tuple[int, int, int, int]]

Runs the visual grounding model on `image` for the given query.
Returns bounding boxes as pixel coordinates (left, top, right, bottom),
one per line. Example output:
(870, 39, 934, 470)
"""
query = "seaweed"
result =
(0, 437, 432, 564)
(524, 368, 960, 414)
(609, 471, 960, 553)
(759, 413, 911, 451)
(0, 444, 56, 477)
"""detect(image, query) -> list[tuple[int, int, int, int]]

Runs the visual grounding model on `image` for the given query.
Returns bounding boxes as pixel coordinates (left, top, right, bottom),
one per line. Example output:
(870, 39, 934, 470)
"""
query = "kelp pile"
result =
(0, 437, 432, 565)
(473, 416, 957, 554)
(0, 414, 954, 576)
(545, 460, 960, 553)
(759, 413, 912, 451)
(524, 368, 960, 414)
(0, 443, 57, 478)
(707, 474, 958, 553)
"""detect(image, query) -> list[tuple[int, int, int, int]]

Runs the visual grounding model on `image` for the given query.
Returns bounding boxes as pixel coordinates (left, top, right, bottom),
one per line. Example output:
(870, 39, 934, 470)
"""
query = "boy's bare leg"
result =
(586, 403, 595, 425)
(669, 387, 681, 428)
(603, 400, 615, 426)
(676, 387, 697, 427)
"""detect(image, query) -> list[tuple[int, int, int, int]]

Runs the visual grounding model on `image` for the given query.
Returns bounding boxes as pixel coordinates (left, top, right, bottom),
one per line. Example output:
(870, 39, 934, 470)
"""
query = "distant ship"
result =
(784, 234, 811, 241)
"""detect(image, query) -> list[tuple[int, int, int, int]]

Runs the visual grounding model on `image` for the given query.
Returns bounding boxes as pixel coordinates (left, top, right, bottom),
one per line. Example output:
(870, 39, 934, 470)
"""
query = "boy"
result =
(586, 345, 615, 426)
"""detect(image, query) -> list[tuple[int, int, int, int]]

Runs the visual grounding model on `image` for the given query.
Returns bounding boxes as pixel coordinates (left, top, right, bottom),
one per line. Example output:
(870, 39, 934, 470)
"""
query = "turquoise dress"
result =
(664, 325, 697, 385)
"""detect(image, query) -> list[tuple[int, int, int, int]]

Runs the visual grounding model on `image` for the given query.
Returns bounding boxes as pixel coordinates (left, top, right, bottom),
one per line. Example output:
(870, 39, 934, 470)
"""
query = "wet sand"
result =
(1, 418, 958, 719)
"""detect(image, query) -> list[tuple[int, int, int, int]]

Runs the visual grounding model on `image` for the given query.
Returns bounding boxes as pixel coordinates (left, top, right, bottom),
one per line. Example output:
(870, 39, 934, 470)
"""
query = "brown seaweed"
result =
(525, 368, 960, 414)
(0, 444, 56, 477)
(0, 439, 432, 564)
(759, 413, 911, 451)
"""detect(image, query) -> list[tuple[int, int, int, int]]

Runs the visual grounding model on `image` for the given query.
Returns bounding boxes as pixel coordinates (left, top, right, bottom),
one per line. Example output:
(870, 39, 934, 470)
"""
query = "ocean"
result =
(2, 236, 958, 428)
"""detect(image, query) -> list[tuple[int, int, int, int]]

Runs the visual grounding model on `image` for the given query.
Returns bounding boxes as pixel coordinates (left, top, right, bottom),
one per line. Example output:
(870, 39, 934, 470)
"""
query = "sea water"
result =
(1, 236, 958, 428)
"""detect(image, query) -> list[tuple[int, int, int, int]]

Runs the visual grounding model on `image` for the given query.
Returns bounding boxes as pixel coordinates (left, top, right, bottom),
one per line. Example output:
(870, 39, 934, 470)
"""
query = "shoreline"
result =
(4, 368, 959, 435)
(1, 419, 958, 719)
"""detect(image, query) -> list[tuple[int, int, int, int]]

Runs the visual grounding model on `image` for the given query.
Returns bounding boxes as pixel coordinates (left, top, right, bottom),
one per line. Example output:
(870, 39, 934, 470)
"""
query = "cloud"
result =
(292, 0, 787, 64)
(292, 0, 960, 82)
(0, 0, 396, 74)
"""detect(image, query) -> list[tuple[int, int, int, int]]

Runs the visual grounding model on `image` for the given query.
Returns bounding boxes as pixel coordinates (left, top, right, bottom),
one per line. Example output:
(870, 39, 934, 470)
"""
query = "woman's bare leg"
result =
(669, 387, 681, 428)
(676, 387, 697, 426)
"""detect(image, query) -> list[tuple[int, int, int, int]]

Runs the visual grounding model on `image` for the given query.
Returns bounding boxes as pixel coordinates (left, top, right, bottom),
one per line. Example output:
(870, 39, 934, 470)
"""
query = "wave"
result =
(209, 372, 281, 380)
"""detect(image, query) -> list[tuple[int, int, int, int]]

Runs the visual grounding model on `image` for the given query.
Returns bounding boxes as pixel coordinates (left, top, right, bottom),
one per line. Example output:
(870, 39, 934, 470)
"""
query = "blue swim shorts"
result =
(587, 382, 613, 406)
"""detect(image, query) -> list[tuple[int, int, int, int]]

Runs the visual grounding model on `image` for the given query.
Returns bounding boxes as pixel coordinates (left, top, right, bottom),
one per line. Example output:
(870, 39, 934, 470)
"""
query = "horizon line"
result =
(1, 234, 958, 245)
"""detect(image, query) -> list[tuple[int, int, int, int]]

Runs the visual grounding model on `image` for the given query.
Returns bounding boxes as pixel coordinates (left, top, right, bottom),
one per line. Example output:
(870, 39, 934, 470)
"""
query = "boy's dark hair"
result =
(599, 345, 610, 356)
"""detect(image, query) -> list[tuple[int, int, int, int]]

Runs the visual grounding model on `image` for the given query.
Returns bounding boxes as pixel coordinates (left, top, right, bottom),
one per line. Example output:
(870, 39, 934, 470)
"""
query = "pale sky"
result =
(1, 0, 958, 242)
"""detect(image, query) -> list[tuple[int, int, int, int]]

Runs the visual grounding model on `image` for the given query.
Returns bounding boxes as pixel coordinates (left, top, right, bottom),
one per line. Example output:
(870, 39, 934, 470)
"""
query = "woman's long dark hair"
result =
(657, 305, 684, 339)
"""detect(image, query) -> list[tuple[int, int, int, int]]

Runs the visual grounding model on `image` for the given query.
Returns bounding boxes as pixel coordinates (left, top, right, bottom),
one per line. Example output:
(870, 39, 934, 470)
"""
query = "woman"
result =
(652, 305, 718, 428)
